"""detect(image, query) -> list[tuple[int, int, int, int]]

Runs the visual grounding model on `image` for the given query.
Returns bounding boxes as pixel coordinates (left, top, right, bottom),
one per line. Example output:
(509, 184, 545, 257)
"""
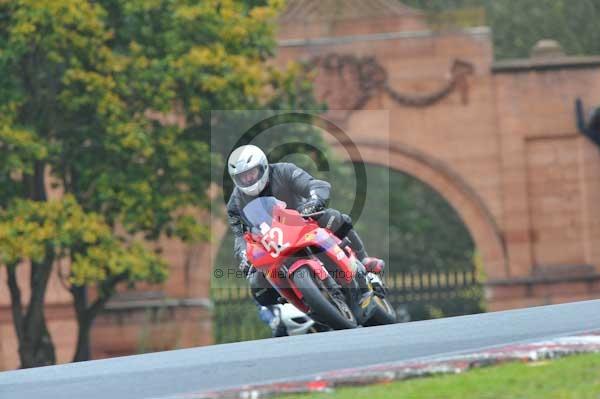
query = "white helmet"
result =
(228, 145, 269, 196)
(274, 303, 315, 335)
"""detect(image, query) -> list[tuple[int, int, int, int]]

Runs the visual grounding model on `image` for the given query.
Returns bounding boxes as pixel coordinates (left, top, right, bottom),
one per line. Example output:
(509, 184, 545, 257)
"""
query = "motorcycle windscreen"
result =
(241, 196, 287, 230)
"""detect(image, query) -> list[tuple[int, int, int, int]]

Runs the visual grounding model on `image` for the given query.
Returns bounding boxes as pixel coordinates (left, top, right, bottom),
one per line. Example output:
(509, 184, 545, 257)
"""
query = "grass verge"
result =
(285, 353, 600, 399)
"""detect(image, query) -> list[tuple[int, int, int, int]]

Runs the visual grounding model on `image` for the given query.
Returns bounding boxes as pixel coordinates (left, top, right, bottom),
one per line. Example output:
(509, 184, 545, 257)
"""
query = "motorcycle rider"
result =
(226, 144, 384, 335)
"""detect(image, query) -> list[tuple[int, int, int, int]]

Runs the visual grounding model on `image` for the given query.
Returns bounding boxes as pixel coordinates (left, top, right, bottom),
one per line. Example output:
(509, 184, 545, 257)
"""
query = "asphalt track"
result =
(1, 300, 600, 399)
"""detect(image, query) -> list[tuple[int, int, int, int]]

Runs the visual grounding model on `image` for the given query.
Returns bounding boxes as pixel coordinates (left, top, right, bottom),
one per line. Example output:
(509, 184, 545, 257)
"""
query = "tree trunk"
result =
(72, 286, 92, 362)
(19, 161, 57, 367)
(7, 254, 57, 368)
(7, 265, 25, 346)
(19, 323, 55, 368)
(71, 273, 127, 362)
(73, 319, 93, 362)
(23, 254, 56, 368)
(5, 125, 57, 368)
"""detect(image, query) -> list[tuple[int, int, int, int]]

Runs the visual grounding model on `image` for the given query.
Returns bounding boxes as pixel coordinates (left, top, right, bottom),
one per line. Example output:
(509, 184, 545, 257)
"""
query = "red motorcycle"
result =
(242, 196, 396, 330)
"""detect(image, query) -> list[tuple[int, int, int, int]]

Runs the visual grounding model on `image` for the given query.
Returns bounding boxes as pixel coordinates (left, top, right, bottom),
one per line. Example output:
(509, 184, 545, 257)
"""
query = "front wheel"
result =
(292, 266, 357, 330)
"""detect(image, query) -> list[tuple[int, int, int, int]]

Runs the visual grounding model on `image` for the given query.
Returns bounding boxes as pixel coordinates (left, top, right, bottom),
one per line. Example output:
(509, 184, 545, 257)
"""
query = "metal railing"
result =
(211, 270, 483, 344)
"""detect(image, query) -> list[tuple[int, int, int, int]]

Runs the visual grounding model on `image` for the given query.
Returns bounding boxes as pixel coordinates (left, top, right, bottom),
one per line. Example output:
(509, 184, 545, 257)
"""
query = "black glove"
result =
(297, 197, 326, 216)
(238, 250, 252, 277)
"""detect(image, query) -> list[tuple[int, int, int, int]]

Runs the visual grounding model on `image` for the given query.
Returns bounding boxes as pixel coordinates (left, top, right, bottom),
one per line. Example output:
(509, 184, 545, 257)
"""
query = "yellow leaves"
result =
(9, 0, 109, 57)
(249, 5, 278, 22)
(182, 44, 227, 69)
(118, 124, 144, 149)
(189, 97, 202, 114)
(172, 40, 269, 104)
(220, 6, 236, 20)
(0, 102, 20, 123)
(97, 92, 125, 119)
(0, 196, 168, 287)
(0, 126, 48, 175)
(108, 52, 127, 74)
(125, 0, 162, 12)
(36, 221, 56, 242)
(63, 69, 116, 93)
(129, 41, 143, 54)
(0, 127, 47, 157)
(174, 5, 205, 21)
(222, 24, 248, 42)
(69, 239, 168, 286)
(10, 21, 36, 37)
(0, 196, 93, 263)
(268, 0, 287, 12)
(70, 255, 104, 286)
(0, 224, 37, 265)
(202, 76, 228, 92)
(173, 215, 208, 243)
(132, 181, 152, 196)
(0, 0, 310, 285)
(61, 68, 125, 120)
(82, 231, 97, 244)
(133, 55, 150, 70)
(106, 121, 154, 159)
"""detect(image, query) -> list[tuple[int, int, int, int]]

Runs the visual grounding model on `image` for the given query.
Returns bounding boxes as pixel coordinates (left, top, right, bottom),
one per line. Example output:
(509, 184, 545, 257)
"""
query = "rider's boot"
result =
(345, 229, 386, 304)
(347, 229, 385, 274)
(362, 257, 385, 274)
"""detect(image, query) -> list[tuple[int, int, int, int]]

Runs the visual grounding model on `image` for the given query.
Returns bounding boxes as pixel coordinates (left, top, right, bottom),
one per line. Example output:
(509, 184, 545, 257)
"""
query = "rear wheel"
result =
(292, 266, 357, 330)
(365, 296, 397, 326)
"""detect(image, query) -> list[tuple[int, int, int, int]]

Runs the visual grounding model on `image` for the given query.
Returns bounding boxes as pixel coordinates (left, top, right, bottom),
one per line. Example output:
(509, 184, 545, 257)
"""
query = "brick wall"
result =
(276, 4, 600, 310)
(2, 1, 600, 370)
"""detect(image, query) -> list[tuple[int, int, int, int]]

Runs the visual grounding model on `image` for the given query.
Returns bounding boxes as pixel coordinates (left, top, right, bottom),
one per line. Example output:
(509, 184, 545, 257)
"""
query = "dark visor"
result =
(233, 164, 266, 188)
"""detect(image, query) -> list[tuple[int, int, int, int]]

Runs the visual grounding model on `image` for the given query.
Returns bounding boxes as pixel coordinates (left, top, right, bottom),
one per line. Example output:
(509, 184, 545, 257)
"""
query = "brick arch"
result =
(331, 140, 509, 280)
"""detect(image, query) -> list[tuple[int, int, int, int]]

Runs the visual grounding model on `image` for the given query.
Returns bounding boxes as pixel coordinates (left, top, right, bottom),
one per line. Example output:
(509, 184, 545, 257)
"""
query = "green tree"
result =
(0, 197, 166, 366)
(402, 0, 481, 12)
(402, 0, 600, 59)
(484, 0, 600, 59)
(0, 0, 315, 367)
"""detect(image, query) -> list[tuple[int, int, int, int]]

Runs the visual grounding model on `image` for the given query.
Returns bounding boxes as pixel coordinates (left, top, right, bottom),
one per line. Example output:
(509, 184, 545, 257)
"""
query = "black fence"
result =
(211, 270, 484, 344)
(385, 270, 484, 321)
(212, 286, 271, 343)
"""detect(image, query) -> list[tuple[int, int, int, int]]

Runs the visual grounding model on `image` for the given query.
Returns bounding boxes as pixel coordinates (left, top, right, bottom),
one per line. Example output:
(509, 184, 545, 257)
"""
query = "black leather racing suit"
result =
(226, 162, 368, 306)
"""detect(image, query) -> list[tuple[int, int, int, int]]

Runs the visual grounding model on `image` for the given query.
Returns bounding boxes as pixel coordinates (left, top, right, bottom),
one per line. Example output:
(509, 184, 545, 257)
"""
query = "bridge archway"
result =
(331, 140, 509, 281)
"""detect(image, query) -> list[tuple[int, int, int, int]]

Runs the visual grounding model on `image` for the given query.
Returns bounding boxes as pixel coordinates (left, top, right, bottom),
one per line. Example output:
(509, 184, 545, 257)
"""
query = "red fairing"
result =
(288, 258, 329, 280)
(243, 199, 355, 314)
(286, 259, 329, 303)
